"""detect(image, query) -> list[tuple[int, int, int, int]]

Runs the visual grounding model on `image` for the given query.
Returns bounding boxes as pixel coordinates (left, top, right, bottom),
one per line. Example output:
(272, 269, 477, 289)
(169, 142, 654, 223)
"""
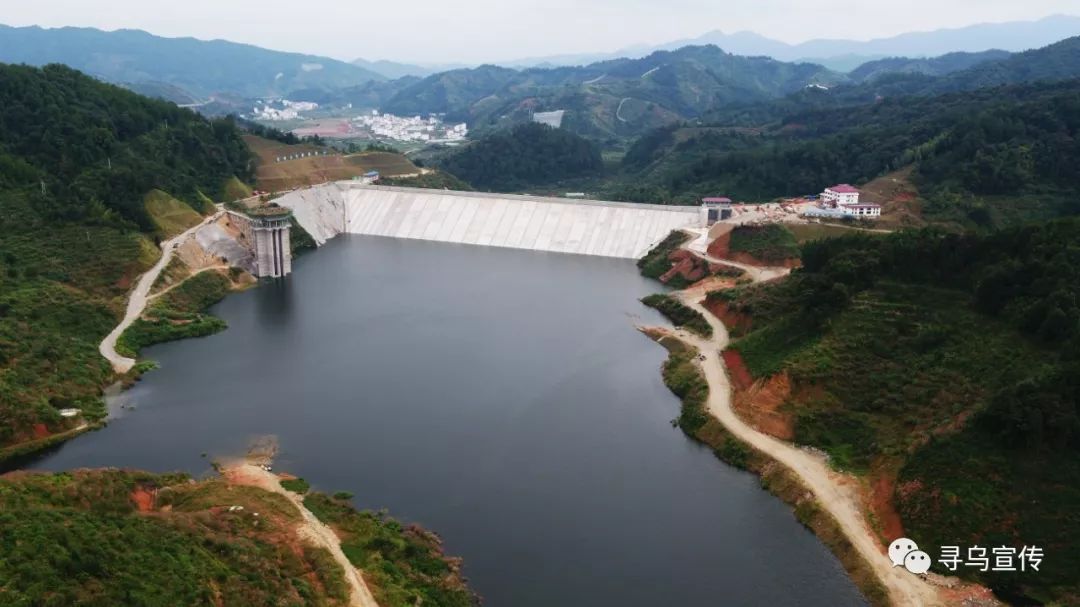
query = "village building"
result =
(817, 184, 882, 219)
(822, 184, 861, 206)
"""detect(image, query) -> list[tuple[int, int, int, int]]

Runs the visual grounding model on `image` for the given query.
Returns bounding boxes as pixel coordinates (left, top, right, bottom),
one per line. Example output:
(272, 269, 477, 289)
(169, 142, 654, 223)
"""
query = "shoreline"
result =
(643, 246, 956, 606)
(7, 216, 960, 604)
(221, 460, 381, 607)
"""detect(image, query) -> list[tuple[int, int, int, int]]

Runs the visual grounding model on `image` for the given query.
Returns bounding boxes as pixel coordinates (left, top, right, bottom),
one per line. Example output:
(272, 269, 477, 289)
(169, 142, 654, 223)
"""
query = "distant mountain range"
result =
(847, 50, 1014, 82)
(3, 16, 1079, 144)
(501, 14, 1080, 72)
(374, 46, 844, 139)
(0, 25, 385, 99)
(350, 58, 449, 80)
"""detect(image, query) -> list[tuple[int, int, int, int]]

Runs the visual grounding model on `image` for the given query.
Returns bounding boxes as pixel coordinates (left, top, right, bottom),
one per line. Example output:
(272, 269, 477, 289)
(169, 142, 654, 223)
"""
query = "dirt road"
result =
(665, 279, 943, 606)
(224, 463, 380, 607)
(98, 212, 223, 374)
(687, 246, 791, 283)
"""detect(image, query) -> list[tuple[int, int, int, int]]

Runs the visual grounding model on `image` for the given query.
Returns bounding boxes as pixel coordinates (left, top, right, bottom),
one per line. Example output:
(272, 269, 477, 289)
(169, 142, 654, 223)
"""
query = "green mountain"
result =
(849, 50, 1012, 82)
(717, 221, 1080, 604)
(437, 122, 603, 190)
(351, 57, 440, 79)
(602, 36, 1080, 228)
(931, 35, 1080, 91)
(380, 46, 844, 140)
(0, 63, 253, 455)
(0, 25, 385, 99)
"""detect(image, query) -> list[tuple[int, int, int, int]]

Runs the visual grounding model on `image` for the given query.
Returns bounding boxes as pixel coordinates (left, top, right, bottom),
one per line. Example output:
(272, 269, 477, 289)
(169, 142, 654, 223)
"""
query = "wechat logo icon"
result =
(889, 538, 932, 575)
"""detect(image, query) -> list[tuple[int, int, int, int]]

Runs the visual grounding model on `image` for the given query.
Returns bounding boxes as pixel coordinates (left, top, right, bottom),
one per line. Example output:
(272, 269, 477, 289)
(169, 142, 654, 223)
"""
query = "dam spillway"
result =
(277, 183, 699, 259)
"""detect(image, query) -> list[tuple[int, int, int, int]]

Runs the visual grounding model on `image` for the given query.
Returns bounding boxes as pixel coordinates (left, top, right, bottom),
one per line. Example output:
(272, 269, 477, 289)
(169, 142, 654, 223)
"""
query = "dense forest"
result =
(612, 79, 1080, 226)
(0, 64, 253, 230)
(722, 220, 1080, 603)
(0, 63, 253, 454)
(439, 122, 603, 190)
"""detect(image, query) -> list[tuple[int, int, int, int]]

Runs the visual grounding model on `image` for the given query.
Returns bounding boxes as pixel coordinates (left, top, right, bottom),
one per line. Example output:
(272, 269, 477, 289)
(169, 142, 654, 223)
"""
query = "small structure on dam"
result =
(276, 183, 700, 259)
(225, 206, 294, 278)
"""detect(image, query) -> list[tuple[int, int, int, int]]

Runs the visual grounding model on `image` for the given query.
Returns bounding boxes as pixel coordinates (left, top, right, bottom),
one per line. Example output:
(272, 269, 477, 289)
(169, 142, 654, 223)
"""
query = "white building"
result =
(822, 184, 861, 207)
(840, 204, 882, 219)
(818, 184, 881, 219)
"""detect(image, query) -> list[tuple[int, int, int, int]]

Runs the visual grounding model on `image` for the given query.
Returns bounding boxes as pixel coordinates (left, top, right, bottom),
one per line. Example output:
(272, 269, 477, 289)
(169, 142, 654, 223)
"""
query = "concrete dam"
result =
(277, 183, 699, 259)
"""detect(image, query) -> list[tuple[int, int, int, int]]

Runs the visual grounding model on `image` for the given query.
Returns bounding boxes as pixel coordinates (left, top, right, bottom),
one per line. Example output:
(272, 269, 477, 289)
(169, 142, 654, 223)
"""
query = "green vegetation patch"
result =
(118, 270, 232, 357)
(303, 493, 476, 607)
(641, 294, 712, 338)
(653, 340, 889, 606)
(290, 218, 317, 256)
(439, 122, 603, 191)
(223, 176, 254, 202)
(0, 63, 253, 452)
(382, 170, 473, 191)
(280, 477, 311, 494)
(144, 189, 204, 238)
(724, 220, 1080, 602)
(0, 470, 348, 607)
(637, 230, 690, 281)
(787, 223, 874, 244)
(728, 224, 800, 264)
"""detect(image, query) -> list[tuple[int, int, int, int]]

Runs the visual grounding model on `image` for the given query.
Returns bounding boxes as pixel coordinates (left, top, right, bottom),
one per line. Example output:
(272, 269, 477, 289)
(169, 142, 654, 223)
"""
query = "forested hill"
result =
(381, 46, 842, 140)
(848, 50, 1012, 83)
(615, 78, 1080, 227)
(720, 220, 1080, 603)
(0, 63, 253, 230)
(0, 63, 253, 455)
(438, 122, 603, 190)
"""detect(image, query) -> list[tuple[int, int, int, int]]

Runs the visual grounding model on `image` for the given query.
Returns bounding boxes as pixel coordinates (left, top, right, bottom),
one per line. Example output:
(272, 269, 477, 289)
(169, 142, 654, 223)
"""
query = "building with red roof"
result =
(817, 184, 881, 218)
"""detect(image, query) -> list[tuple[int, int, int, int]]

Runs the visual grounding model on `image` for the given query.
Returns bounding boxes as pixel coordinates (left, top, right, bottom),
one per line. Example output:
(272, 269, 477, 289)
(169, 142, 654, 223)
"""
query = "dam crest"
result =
(277, 183, 699, 259)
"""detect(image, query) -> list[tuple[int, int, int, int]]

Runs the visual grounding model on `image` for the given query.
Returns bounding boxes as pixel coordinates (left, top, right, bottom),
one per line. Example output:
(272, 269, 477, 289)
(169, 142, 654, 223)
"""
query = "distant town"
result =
(249, 100, 468, 144)
(353, 111, 468, 143)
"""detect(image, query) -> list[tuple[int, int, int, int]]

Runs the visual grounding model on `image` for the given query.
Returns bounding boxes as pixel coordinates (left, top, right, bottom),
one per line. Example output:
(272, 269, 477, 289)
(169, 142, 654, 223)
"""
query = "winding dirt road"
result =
(98, 212, 223, 374)
(225, 463, 380, 607)
(662, 272, 944, 606)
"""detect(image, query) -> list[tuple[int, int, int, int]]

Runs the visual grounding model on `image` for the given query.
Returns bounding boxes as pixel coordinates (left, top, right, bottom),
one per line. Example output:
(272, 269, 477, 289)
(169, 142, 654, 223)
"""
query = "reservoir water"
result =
(28, 236, 866, 606)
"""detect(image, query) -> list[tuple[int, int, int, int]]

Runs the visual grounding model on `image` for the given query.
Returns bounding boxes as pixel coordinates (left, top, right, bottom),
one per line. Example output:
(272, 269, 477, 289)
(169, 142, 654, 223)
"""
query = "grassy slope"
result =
(641, 294, 712, 337)
(223, 176, 254, 201)
(637, 231, 691, 281)
(117, 270, 234, 358)
(382, 170, 473, 191)
(145, 189, 205, 238)
(304, 494, 475, 606)
(244, 134, 421, 192)
(728, 225, 800, 264)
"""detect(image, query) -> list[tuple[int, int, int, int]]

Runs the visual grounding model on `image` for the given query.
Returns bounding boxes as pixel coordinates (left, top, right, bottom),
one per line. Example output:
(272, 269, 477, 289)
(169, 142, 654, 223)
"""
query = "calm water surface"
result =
(30, 236, 866, 606)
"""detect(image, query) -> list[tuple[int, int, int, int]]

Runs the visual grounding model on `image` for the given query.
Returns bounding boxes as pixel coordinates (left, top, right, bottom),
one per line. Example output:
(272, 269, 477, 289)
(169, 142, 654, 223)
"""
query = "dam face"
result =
(278, 183, 698, 259)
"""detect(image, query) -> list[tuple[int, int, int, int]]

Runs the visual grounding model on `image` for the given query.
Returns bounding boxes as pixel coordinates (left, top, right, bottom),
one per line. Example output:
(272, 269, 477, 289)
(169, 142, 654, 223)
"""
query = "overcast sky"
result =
(4, 1, 1078, 64)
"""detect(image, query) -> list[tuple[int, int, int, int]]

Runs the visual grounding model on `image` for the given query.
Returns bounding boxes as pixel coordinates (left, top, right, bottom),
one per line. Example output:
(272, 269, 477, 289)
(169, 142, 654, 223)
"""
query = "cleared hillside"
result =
(245, 135, 421, 191)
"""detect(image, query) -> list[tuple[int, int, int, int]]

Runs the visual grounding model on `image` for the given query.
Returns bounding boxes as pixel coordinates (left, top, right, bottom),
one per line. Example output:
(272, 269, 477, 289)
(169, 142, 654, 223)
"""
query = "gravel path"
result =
(98, 212, 223, 373)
